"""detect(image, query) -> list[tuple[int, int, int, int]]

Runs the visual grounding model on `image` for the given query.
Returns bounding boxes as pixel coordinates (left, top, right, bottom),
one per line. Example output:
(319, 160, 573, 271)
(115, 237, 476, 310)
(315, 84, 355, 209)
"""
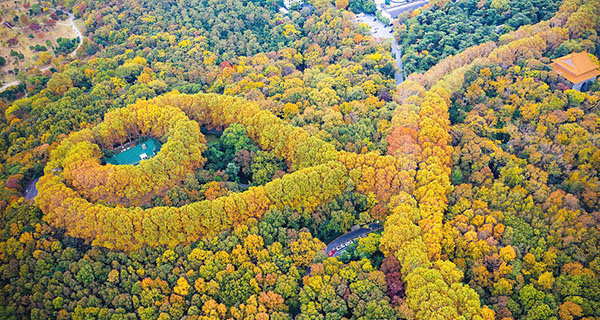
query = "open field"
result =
(73, 19, 86, 36)
(0, 0, 79, 86)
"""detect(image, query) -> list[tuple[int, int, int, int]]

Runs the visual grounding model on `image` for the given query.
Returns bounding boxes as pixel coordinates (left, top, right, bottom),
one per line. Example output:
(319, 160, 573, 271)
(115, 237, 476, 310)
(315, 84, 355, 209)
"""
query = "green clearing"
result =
(104, 138, 161, 165)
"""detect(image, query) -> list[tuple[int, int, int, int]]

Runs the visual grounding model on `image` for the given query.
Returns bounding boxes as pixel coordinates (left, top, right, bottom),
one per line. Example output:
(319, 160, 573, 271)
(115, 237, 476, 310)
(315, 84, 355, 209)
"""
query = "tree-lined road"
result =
(325, 223, 383, 257)
(354, 1, 429, 85)
(392, 39, 403, 84)
(354, 13, 394, 39)
(354, 13, 404, 84)
(381, 0, 429, 18)
(0, 80, 21, 92)
(55, 10, 83, 58)
(24, 177, 40, 200)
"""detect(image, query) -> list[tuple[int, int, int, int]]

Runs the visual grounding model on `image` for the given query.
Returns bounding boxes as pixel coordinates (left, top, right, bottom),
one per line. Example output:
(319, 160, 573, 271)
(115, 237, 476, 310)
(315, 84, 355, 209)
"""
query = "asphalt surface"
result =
(392, 39, 404, 84)
(0, 80, 21, 93)
(325, 223, 383, 257)
(55, 10, 83, 58)
(353, 13, 405, 84)
(382, 0, 429, 18)
(354, 13, 394, 39)
(24, 177, 40, 200)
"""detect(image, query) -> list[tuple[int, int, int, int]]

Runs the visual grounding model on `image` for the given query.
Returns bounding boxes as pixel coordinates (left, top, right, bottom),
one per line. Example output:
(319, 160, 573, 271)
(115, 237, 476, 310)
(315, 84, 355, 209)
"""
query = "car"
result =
(328, 249, 336, 257)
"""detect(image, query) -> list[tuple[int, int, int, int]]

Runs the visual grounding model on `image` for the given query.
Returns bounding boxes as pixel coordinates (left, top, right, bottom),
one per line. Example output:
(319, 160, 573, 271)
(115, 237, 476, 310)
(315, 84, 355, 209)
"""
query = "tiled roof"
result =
(551, 51, 600, 84)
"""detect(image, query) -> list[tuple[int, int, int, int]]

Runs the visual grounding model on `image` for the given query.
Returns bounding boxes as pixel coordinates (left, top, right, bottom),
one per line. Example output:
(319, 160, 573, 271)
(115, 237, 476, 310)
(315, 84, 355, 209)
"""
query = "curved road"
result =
(0, 8, 83, 93)
(354, 13, 404, 85)
(24, 177, 40, 200)
(355, 0, 430, 85)
(55, 10, 84, 58)
(325, 223, 383, 257)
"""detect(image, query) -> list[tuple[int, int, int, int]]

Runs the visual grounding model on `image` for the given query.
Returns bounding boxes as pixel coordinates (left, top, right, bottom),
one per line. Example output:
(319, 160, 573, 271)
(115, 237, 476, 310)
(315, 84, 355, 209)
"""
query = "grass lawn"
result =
(0, 0, 78, 85)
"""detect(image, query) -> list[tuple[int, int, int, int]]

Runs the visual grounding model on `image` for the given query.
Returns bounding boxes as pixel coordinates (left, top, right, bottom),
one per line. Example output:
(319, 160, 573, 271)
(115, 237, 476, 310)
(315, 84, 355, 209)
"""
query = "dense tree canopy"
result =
(398, 0, 562, 74)
(0, 0, 600, 318)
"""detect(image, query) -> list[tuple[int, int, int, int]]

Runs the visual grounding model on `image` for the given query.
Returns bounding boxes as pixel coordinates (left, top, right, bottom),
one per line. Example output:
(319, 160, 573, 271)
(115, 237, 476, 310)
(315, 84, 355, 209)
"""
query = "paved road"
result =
(55, 10, 84, 58)
(353, 13, 404, 84)
(354, 13, 394, 39)
(0, 8, 83, 93)
(0, 80, 21, 92)
(325, 223, 383, 257)
(24, 177, 40, 200)
(354, 2, 429, 85)
(382, 0, 429, 18)
(0, 63, 54, 93)
(392, 39, 403, 84)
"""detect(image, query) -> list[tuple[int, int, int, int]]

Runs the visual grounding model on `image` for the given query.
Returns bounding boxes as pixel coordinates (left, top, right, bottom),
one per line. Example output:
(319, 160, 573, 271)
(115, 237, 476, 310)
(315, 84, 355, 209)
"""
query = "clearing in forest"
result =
(0, 0, 81, 86)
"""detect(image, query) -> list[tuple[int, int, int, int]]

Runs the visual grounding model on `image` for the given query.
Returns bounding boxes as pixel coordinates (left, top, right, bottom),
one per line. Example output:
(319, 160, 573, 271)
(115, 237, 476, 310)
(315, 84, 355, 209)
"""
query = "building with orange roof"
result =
(551, 51, 600, 91)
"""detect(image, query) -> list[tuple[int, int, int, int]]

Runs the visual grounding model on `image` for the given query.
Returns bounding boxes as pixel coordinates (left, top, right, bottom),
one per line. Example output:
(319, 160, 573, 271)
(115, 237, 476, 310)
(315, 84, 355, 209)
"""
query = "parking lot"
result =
(354, 13, 394, 39)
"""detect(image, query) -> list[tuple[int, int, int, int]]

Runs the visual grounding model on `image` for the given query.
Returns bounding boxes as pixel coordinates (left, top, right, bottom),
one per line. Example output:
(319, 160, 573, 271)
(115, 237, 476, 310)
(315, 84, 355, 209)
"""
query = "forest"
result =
(397, 0, 561, 74)
(0, 0, 599, 318)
